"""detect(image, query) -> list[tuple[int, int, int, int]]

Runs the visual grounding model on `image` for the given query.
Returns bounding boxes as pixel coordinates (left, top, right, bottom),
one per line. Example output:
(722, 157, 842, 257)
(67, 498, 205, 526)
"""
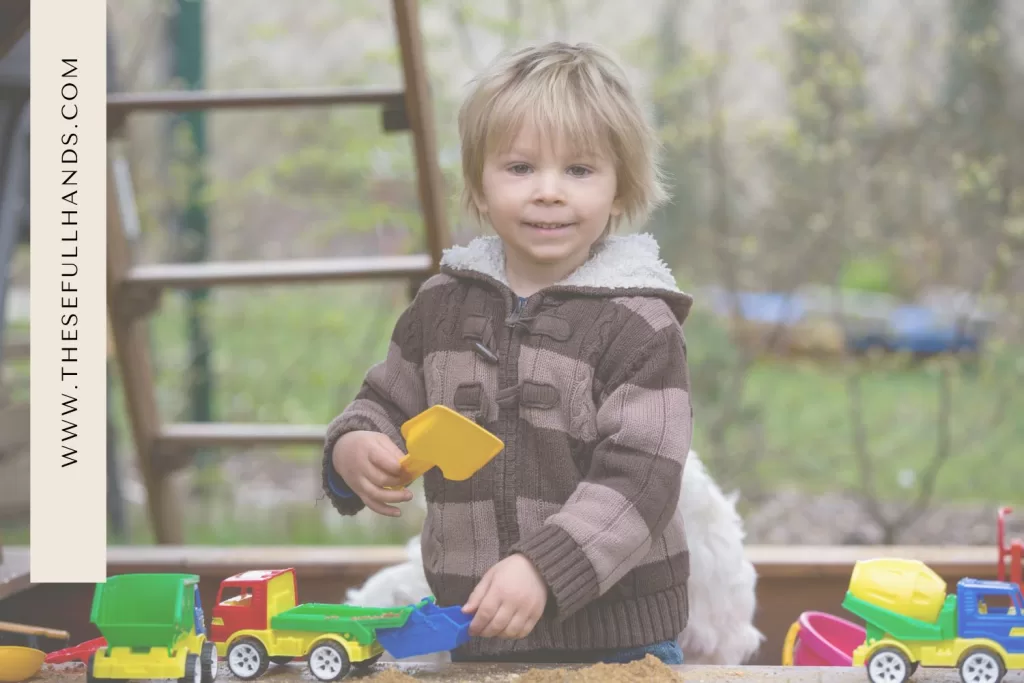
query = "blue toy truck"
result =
(843, 558, 1024, 683)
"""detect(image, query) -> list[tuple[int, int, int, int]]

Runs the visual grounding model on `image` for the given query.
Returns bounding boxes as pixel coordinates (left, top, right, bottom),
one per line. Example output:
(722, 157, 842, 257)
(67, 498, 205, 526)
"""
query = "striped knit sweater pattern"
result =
(322, 232, 695, 657)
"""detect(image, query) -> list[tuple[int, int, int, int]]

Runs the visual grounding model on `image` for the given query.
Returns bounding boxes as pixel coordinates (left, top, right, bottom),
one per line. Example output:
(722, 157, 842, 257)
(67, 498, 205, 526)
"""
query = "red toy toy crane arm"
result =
(998, 506, 1010, 583)
(998, 506, 1023, 592)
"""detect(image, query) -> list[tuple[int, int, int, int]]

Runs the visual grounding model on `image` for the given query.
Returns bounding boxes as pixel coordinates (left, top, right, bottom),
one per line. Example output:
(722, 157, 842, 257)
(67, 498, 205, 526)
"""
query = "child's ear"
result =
(610, 197, 624, 217)
(472, 188, 488, 215)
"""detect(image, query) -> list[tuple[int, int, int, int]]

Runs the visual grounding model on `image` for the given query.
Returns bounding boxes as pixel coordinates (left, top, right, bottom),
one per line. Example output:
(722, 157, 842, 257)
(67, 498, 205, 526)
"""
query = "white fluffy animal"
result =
(345, 450, 763, 665)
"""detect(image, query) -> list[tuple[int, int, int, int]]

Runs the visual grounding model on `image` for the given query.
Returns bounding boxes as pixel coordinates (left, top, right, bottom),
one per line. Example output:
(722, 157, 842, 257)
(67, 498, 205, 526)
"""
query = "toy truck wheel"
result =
(178, 653, 201, 683)
(307, 640, 351, 682)
(85, 652, 99, 683)
(866, 646, 913, 683)
(200, 641, 218, 683)
(958, 647, 1006, 683)
(227, 636, 270, 680)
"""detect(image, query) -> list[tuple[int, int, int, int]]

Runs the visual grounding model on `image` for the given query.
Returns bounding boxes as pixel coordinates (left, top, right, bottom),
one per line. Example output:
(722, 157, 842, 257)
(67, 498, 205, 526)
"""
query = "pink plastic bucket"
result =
(783, 611, 865, 667)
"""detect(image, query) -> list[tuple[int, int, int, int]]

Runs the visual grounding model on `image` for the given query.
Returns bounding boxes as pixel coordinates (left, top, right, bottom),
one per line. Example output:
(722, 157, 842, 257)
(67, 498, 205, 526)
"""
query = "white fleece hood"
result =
(440, 232, 694, 323)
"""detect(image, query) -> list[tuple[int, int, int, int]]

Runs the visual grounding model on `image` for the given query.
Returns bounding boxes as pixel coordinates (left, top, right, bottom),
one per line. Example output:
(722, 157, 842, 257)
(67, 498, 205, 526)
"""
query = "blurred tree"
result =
(646, 0, 702, 271)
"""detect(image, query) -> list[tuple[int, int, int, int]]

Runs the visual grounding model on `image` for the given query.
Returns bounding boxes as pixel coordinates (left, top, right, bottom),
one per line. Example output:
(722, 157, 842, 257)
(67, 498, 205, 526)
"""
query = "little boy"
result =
(322, 41, 693, 666)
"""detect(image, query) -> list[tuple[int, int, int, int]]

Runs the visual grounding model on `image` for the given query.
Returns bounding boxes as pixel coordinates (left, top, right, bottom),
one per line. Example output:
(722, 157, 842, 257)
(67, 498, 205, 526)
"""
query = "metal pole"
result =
(106, 18, 126, 539)
(171, 0, 212, 464)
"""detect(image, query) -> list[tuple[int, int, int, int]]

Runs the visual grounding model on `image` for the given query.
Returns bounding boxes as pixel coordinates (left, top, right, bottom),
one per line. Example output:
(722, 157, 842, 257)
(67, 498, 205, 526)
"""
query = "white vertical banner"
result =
(30, 0, 107, 582)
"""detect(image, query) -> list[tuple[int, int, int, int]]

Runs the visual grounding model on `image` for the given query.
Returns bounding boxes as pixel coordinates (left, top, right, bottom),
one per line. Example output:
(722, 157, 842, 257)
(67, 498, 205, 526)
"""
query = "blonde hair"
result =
(457, 41, 669, 233)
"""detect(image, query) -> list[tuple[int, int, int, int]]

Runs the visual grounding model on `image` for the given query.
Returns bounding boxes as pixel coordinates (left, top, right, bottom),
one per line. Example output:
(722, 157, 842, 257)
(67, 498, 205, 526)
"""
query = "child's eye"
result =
(508, 163, 531, 175)
(567, 165, 592, 178)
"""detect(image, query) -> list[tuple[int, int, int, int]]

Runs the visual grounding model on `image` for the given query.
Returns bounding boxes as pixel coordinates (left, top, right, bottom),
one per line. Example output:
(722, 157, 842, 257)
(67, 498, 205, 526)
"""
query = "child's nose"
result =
(532, 171, 565, 203)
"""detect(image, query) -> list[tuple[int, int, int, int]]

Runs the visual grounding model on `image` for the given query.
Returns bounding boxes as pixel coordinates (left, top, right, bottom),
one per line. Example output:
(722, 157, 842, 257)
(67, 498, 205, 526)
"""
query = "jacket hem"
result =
(455, 583, 688, 657)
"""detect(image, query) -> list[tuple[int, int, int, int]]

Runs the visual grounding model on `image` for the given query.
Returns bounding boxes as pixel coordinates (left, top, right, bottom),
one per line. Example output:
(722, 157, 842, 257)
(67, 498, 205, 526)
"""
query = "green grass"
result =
(731, 357, 1024, 503)
(117, 281, 409, 441)
(666, 307, 1024, 507)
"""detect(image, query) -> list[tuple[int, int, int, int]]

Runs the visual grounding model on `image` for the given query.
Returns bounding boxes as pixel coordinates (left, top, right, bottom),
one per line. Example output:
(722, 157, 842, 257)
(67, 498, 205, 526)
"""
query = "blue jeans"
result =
(600, 640, 684, 665)
(451, 639, 684, 665)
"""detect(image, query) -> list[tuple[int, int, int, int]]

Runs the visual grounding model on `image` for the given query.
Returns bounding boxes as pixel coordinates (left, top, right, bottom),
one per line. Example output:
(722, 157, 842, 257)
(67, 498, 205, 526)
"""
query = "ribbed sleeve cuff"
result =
(321, 415, 381, 516)
(511, 524, 599, 621)
(321, 451, 365, 515)
(324, 414, 381, 458)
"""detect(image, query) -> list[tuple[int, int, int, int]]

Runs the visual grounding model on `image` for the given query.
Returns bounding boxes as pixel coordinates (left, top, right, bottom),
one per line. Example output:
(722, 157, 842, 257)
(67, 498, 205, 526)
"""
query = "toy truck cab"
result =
(87, 573, 217, 683)
(209, 568, 297, 651)
(956, 578, 1024, 651)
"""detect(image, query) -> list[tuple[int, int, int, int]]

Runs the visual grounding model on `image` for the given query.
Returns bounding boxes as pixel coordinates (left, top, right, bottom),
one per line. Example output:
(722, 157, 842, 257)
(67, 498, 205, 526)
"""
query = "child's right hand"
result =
(331, 431, 414, 517)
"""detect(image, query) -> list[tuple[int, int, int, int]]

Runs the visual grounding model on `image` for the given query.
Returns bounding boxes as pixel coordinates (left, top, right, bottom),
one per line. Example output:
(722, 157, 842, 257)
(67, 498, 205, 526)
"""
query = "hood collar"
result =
(440, 232, 693, 323)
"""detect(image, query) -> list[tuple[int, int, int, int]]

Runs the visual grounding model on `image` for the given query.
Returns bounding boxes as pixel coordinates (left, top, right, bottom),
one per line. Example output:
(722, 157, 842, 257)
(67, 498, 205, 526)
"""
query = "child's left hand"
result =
(462, 553, 548, 639)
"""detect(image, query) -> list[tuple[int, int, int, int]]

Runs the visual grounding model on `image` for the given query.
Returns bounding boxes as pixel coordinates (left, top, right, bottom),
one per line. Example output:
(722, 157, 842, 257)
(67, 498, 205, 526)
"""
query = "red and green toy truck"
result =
(210, 567, 472, 681)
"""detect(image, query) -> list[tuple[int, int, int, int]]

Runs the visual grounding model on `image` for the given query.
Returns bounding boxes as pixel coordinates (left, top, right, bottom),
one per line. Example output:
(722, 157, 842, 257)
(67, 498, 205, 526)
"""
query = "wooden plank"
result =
(35, 660, 1024, 682)
(392, 0, 451, 269)
(86, 544, 998, 580)
(159, 422, 325, 449)
(106, 153, 182, 543)
(745, 544, 996, 579)
(0, 542, 988, 581)
(4, 541, 983, 585)
(125, 254, 433, 289)
(103, 545, 408, 578)
(107, 86, 405, 114)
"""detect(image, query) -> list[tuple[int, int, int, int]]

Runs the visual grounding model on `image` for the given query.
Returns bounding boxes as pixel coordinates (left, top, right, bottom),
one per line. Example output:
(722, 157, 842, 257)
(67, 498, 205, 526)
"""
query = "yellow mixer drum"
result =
(848, 558, 948, 624)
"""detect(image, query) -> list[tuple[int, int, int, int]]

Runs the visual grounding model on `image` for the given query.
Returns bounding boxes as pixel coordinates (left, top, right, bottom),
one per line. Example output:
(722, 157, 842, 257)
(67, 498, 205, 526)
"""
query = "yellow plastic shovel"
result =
(397, 405, 504, 484)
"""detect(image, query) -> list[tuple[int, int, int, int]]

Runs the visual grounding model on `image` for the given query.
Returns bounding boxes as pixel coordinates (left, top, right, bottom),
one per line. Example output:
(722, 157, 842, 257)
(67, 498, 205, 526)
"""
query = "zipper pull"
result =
(506, 296, 527, 326)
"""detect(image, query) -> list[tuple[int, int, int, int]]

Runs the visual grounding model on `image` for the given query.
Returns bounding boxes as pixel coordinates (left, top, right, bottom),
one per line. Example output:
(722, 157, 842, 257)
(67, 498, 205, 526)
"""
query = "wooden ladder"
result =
(106, 0, 449, 543)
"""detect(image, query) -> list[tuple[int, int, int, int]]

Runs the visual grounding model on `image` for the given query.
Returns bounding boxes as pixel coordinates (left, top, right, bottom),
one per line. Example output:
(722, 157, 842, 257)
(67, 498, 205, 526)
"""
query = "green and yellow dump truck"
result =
(86, 573, 217, 683)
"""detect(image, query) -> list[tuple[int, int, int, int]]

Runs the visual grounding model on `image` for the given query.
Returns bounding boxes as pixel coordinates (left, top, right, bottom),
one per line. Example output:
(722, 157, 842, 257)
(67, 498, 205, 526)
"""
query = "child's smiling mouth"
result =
(523, 221, 576, 231)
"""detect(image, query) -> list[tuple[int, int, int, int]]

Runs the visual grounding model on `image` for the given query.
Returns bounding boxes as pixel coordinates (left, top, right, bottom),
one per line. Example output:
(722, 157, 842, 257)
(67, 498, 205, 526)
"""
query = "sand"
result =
(369, 670, 421, 683)
(366, 655, 682, 683)
(513, 655, 681, 683)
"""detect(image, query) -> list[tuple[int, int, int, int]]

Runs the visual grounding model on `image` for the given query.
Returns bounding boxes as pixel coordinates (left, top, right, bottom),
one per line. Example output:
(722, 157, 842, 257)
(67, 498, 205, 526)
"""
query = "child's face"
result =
(475, 124, 622, 279)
